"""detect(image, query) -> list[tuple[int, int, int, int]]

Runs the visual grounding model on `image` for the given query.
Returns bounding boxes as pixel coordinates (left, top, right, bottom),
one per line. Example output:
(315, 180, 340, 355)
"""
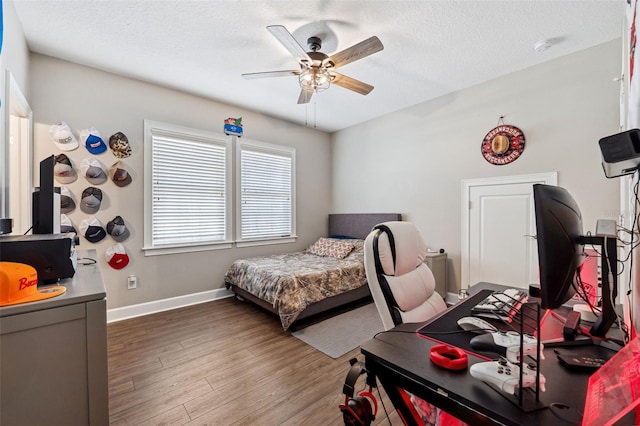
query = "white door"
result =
(462, 173, 557, 290)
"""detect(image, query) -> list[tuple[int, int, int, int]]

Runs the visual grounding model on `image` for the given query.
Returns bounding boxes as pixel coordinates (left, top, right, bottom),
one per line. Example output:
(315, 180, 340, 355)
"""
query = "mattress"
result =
(224, 239, 366, 330)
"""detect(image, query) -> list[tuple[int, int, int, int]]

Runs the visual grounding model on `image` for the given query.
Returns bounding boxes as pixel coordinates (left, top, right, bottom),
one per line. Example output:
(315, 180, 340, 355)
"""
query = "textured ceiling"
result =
(13, 0, 623, 133)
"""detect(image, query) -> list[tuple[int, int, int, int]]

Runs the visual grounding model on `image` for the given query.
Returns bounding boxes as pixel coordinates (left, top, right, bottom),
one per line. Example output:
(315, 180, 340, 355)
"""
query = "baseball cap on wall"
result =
(60, 214, 77, 235)
(60, 186, 76, 214)
(49, 122, 79, 151)
(0, 262, 66, 306)
(80, 187, 103, 214)
(109, 132, 132, 158)
(54, 154, 78, 184)
(105, 243, 130, 269)
(80, 127, 107, 155)
(109, 161, 132, 187)
(79, 216, 107, 243)
(106, 216, 130, 242)
(80, 158, 108, 185)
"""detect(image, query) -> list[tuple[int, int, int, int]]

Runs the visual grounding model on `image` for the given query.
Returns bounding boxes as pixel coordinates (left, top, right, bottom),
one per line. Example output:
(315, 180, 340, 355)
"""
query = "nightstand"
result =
(425, 252, 447, 298)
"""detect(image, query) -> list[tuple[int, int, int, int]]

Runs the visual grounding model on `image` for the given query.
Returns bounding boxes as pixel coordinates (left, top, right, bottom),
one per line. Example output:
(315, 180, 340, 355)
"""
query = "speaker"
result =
(339, 358, 378, 426)
(599, 129, 640, 178)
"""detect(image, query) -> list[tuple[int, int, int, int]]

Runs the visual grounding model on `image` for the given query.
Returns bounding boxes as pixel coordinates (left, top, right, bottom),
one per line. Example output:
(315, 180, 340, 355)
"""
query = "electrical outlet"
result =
(127, 275, 137, 290)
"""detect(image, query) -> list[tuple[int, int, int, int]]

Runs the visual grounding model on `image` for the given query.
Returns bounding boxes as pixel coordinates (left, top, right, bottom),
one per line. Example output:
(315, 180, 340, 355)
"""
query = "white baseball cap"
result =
(60, 214, 77, 235)
(49, 122, 79, 151)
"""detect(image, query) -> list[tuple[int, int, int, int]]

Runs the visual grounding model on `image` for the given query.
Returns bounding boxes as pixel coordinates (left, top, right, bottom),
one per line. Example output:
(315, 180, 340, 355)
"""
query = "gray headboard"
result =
(328, 213, 402, 240)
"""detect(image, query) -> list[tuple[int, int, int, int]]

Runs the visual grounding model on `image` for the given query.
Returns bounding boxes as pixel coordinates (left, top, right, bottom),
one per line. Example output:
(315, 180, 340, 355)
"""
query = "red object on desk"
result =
(430, 344, 468, 370)
(582, 336, 640, 426)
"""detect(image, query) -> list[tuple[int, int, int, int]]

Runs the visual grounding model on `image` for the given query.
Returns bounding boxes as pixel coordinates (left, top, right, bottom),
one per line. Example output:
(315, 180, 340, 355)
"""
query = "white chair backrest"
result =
(364, 221, 446, 330)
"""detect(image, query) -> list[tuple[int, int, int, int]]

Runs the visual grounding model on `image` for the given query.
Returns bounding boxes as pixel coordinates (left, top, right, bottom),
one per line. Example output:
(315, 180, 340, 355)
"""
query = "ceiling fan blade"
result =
(331, 72, 374, 95)
(297, 89, 313, 104)
(325, 36, 384, 69)
(242, 70, 300, 79)
(267, 25, 312, 62)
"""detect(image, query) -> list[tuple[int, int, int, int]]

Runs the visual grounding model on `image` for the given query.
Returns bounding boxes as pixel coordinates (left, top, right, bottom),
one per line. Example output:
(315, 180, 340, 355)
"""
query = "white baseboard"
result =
(106, 288, 234, 323)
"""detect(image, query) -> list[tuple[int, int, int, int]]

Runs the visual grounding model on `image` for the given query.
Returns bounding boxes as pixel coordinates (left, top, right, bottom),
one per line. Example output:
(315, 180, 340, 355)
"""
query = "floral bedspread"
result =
(224, 240, 366, 330)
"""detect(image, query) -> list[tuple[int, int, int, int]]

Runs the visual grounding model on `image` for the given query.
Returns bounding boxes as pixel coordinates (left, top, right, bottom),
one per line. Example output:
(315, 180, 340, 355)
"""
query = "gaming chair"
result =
(364, 221, 447, 331)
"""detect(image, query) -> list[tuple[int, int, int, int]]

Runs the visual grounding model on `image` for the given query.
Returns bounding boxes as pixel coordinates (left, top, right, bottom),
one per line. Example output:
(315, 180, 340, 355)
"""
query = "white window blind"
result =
(145, 121, 230, 251)
(239, 144, 294, 241)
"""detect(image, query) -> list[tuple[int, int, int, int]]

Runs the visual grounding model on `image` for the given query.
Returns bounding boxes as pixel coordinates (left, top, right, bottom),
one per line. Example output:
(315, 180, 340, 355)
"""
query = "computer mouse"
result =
(457, 316, 498, 334)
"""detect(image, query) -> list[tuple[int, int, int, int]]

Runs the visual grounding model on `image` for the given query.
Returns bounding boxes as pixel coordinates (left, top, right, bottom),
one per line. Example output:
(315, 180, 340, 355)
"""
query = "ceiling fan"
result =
(242, 25, 384, 104)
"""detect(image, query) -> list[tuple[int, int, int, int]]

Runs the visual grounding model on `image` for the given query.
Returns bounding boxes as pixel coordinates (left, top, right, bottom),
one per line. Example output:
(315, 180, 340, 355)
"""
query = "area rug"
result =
(292, 303, 384, 358)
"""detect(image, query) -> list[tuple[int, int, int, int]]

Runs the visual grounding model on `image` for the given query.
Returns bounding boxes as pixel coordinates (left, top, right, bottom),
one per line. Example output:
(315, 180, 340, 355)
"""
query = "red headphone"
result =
(430, 344, 468, 370)
(339, 359, 378, 426)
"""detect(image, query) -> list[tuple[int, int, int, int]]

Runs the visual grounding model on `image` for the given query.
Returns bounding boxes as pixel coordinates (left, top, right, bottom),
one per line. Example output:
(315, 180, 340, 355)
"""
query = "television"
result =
(533, 184, 620, 345)
(32, 155, 60, 234)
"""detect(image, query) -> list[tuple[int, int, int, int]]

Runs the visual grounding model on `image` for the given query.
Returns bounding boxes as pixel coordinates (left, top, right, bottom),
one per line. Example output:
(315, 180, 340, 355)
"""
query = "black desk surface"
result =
(360, 283, 607, 426)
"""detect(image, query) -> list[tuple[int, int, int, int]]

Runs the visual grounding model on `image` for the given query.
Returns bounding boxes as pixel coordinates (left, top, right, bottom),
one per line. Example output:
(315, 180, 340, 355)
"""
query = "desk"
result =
(360, 284, 598, 426)
(0, 250, 108, 426)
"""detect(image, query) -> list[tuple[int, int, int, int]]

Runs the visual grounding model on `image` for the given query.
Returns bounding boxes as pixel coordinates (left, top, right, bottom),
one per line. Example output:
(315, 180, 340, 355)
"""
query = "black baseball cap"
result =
(106, 216, 130, 242)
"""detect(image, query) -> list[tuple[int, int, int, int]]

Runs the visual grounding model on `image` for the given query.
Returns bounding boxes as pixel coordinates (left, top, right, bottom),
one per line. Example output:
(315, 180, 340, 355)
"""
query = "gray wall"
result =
(29, 54, 332, 309)
(331, 40, 622, 296)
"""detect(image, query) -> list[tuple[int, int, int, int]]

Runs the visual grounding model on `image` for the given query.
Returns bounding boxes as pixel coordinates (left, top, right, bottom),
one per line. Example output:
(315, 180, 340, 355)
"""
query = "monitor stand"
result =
(540, 308, 623, 352)
(544, 233, 624, 353)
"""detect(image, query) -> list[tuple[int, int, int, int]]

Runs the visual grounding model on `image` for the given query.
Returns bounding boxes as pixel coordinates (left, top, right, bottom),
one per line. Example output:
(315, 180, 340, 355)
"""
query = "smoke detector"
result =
(533, 39, 553, 52)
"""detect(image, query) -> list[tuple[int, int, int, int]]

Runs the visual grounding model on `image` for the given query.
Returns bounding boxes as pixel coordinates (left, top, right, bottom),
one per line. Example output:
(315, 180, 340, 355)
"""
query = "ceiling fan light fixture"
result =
(243, 25, 384, 104)
(299, 67, 331, 92)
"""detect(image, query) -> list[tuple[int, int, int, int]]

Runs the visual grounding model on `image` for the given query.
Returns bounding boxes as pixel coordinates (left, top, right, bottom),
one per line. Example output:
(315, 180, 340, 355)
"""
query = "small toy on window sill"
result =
(224, 117, 243, 137)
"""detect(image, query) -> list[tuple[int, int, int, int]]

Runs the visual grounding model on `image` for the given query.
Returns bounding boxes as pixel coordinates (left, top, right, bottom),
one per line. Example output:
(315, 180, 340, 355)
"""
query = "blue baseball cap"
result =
(81, 127, 107, 154)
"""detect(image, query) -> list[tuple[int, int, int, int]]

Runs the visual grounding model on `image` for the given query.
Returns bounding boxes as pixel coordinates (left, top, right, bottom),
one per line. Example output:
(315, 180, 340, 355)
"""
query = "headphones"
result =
(430, 344, 468, 370)
(339, 358, 378, 426)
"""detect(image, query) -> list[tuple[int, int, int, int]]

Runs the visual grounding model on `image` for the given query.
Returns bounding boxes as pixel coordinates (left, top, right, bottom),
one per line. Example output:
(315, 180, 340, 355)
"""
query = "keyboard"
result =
(470, 288, 529, 323)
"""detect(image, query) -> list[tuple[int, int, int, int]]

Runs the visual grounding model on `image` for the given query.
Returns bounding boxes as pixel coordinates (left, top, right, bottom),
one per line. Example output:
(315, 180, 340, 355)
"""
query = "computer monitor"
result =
(533, 184, 619, 343)
(533, 184, 584, 309)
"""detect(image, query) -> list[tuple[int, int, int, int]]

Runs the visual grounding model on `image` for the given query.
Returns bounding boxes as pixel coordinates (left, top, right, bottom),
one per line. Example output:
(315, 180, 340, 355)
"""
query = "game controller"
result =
(469, 359, 546, 395)
(470, 331, 544, 363)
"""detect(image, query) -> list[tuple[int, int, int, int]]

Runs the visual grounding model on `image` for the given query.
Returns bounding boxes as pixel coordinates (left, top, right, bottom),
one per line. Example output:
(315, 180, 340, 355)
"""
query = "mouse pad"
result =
(417, 290, 498, 356)
(417, 289, 541, 356)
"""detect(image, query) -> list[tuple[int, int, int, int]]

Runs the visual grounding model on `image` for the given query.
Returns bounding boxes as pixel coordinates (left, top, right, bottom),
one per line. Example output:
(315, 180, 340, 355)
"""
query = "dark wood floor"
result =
(107, 297, 401, 425)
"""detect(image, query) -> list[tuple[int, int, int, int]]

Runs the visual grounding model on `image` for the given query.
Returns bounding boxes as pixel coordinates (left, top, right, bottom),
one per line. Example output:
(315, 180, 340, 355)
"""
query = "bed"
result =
(224, 213, 402, 330)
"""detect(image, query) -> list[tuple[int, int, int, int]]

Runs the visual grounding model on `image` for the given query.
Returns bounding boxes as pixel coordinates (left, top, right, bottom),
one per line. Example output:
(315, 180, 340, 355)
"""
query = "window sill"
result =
(142, 241, 233, 256)
(235, 236, 297, 248)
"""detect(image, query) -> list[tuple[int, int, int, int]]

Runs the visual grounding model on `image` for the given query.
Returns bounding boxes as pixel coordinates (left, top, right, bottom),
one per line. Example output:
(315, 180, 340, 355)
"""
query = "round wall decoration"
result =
(481, 124, 525, 165)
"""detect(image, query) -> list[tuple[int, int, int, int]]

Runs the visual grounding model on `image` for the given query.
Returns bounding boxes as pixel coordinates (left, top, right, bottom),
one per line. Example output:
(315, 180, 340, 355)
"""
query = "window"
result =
(236, 140, 296, 245)
(143, 120, 232, 255)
